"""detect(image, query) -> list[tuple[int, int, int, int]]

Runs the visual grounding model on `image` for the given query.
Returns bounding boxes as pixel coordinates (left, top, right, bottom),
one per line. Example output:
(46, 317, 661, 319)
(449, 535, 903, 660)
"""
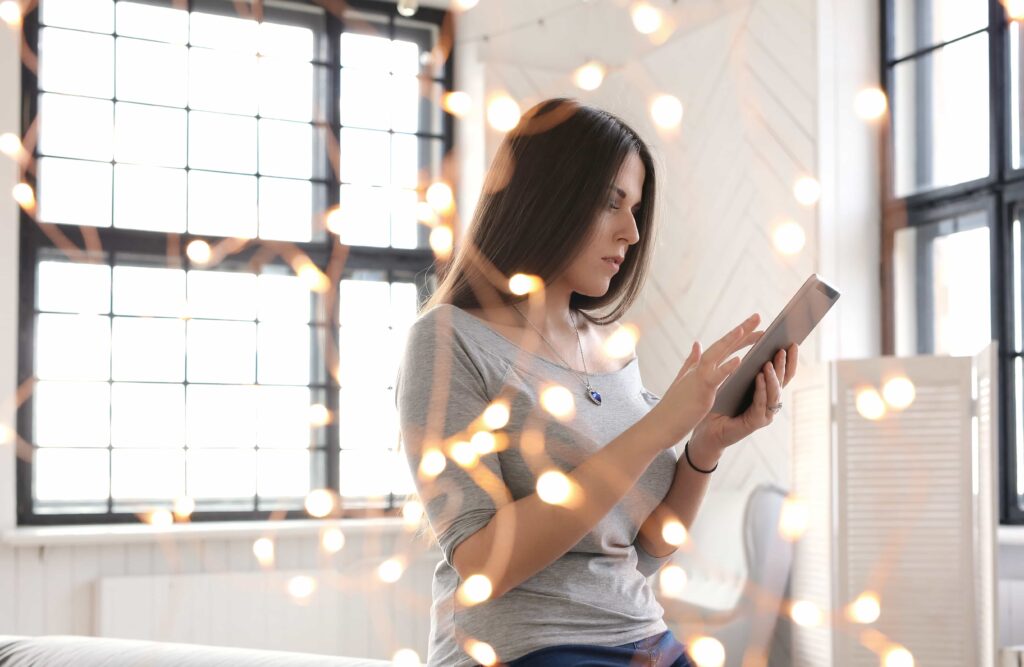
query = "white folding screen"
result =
(791, 345, 998, 667)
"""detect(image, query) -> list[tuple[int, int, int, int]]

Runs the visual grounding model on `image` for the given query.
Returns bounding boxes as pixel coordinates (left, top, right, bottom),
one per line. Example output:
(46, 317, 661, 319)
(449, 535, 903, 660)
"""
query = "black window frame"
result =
(880, 0, 1023, 524)
(15, 0, 454, 526)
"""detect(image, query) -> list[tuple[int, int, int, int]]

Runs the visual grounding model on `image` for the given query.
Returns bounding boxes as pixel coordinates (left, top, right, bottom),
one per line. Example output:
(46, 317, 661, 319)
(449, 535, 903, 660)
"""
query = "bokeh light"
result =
(391, 648, 422, 667)
(0, 0, 22, 27)
(453, 0, 480, 10)
(464, 640, 497, 666)
(661, 519, 688, 546)
(778, 494, 809, 541)
(172, 496, 195, 520)
(650, 94, 684, 129)
(378, 557, 406, 583)
(1007, 0, 1024, 20)
(0, 132, 22, 158)
(457, 574, 493, 605)
(321, 527, 346, 554)
(304, 488, 336, 518)
(416, 201, 440, 226)
(688, 635, 725, 667)
(482, 400, 510, 430)
(287, 575, 317, 600)
(848, 591, 881, 624)
(487, 94, 521, 132)
(12, 182, 35, 211)
(539, 384, 575, 420)
(882, 376, 916, 410)
(603, 323, 639, 359)
(186, 240, 212, 265)
(855, 387, 887, 420)
(402, 499, 424, 527)
(442, 91, 472, 117)
(429, 225, 453, 258)
(573, 61, 606, 91)
(297, 262, 330, 293)
(309, 403, 331, 426)
(470, 430, 497, 455)
(855, 87, 888, 120)
(789, 600, 823, 627)
(793, 176, 821, 206)
(631, 3, 663, 34)
(883, 646, 915, 667)
(325, 206, 344, 235)
(419, 448, 447, 478)
(252, 537, 275, 566)
(772, 221, 806, 256)
(658, 564, 688, 596)
(426, 182, 454, 215)
(450, 440, 479, 468)
(536, 470, 573, 505)
(508, 273, 544, 295)
(145, 509, 173, 527)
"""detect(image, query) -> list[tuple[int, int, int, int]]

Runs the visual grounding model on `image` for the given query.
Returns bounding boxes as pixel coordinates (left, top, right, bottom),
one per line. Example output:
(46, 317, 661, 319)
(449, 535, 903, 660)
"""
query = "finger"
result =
(773, 349, 786, 387)
(714, 355, 742, 384)
(681, 341, 700, 375)
(705, 314, 760, 365)
(784, 344, 799, 386)
(731, 329, 765, 357)
(764, 360, 782, 409)
(751, 371, 767, 423)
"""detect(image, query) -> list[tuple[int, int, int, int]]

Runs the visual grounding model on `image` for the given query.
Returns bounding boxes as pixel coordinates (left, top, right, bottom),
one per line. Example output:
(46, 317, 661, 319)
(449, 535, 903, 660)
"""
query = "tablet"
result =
(710, 274, 840, 417)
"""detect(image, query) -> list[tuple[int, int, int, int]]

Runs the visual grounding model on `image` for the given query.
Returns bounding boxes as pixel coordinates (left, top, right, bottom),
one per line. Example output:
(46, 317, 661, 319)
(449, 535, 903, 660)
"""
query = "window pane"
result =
(340, 32, 391, 71)
(258, 177, 313, 242)
(893, 211, 991, 356)
(113, 266, 186, 317)
(259, 22, 314, 60)
(337, 185, 389, 247)
(115, 102, 187, 168)
(111, 382, 185, 447)
(1010, 23, 1024, 170)
(893, 0, 988, 60)
(257, 323, 310, 385)
(339, 279, 390, 326)
(338, 386, 397, 450)
(35, 449, 109, 501)
(114, 164, 187, 233)
(893, 33, 989, 196)
(258, 57, 314, 122)
(339, 128, 390, 185)
(36, 313, 110, 381)
(259, 119, 312, 179)
(257, 385, 311, 448)
(339, 68, 390, 131)
(34, 381, 110, 447)
(390, 281, 419, 330)
(38, 28, 113, 98)
(37, 260, 110, 314)
(112, 449, 184, 500)
(115, 38, 188, 107)
(186, 270, 257, 320)
(115, 1, 189, 44)
(186, 384, 257, 447)
(338, 322, 390, 386)
(1016, 358, 1024, 504)
(189, 48, 258, 115)
(189, 11, 258, 53)
(186, 320, 256, 384)
(36, 158, 112, 228)
(188, 170, 257, 238)
(257, 449, 310, 497)
(390, 39, 420, 76)
(338, 449, 413, 498)
(111, 317, 185, 382)
(188, 111, 257, 173)
(41, 0, 114, 33)
(390, 188, 419, 249)
(39, 93, 113, 161)
(257, 274, 311, 322)
(187, 449, 256, 498)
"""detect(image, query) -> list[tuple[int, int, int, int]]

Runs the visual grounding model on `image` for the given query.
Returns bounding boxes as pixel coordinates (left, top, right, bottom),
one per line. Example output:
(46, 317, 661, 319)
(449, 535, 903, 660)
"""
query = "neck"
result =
(513, 284, 581, 340)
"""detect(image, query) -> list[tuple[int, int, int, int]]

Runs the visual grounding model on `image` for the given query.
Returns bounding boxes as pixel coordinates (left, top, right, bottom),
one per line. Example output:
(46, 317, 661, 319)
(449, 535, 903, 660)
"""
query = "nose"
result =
(621, 212, 640, 245)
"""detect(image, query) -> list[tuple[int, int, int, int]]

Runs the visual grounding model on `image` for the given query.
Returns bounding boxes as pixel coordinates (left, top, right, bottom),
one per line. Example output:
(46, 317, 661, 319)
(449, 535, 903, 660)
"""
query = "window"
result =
(16, 0, 452, 525)
(881, 0, 1023, 523)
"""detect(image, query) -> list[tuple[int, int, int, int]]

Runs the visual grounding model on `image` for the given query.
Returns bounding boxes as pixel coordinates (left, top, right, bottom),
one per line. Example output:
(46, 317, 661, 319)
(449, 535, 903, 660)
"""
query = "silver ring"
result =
(767, 403, 783, 414)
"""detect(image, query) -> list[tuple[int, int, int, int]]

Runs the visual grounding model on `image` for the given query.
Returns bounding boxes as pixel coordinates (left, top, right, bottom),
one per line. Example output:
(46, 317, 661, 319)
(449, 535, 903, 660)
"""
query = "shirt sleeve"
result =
(633, 539, 673, 578)
(395, 307, 509, 571)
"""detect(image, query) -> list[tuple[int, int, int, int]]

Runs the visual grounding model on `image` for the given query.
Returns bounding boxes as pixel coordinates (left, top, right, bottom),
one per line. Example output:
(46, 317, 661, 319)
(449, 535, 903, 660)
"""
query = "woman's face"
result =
(561, 151, 645, 297)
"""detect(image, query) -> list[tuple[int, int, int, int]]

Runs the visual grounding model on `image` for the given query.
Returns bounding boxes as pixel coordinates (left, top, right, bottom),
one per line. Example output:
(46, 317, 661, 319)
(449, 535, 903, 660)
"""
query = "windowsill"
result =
(999, 525, 1024, 546)
(1, 516, 409, 547)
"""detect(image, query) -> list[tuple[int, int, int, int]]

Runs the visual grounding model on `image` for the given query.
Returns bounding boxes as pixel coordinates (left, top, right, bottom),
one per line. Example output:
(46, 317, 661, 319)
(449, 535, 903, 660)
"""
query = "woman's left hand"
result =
(690, 343, 800, 451)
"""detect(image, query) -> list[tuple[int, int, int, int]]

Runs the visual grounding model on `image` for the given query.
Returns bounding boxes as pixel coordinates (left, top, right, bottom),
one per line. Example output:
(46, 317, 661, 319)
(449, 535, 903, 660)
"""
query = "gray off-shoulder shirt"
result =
(394, 303, 678, 666)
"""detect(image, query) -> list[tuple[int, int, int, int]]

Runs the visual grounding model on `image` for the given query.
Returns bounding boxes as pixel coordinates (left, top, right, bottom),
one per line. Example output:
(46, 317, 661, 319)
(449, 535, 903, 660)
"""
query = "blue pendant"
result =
(588, 388, 602, 405)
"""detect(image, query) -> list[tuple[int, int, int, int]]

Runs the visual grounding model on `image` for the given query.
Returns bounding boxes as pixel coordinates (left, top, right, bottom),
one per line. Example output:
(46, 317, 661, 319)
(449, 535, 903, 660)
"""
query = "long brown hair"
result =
(422, 97, 658, 326)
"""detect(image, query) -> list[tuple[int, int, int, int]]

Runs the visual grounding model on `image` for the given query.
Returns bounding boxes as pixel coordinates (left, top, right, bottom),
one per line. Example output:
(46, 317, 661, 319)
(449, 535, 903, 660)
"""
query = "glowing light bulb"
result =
(450, 440, 479, 468)
(442, 91, 472, 117)
(396, 0, 418, 17)
(172, 496, 195, 520)
(487, 95, 521, 132)
(688, 636, 725, 667)
(419, 448, 446, 478)
(659, 564, 688, 596)
(321, 527, 346, 553)
(882, 376, 915, 410)
(12, 182, 34, 211)
(454, 0, 480, 9)
(378, 557, 405, 583)
(304, 489, 335, 518)
(145, 509, 173, 527)
(631, 3, 663, 34)
(650, 94, 684, 129)
(253, 537, 275, 566)
(297, 262, 329, 293)
(573, 61, 606, 91)
(391, 648, 422, 667)
(287, 575, 317, 600)
(416, 201, 439, 226)
(309, 403, 331, 426)
(661, 519, 688, 546)
(0, 132, 22, 158)
(402, 500, 424, 527)
(772, 221, 806, 256)
(429, 225, 453, 258)
(325, 206, 344, 235)
(186, 240, 212, 265)
(464, 640, 497, 666)
(604, 323, 639, 359)
(848, 591, 881, 624)
(856, 387, 887, 420)
(470, 430, 497, 455)
(457, 574, 493, 605)
(855, 87, 888, 120)
(537, 470, 572, 505)
(793, 177, 821, 206)
(482, 401, 510, 430)
(508, 273, 543, 295)
(883, 646, 914, 667)
(426, 181, 454, 214)
(1008, 0, 1024, 20)
(778, 495, 809, 541)
(790, 600, 823, 627)
(540, 384, 575, 419)
(0, 1, 22, 27)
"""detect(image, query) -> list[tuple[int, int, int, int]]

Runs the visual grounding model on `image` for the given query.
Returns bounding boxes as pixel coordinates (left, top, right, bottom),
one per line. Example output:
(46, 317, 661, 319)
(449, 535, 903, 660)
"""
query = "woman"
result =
(395, 98, 798, 666)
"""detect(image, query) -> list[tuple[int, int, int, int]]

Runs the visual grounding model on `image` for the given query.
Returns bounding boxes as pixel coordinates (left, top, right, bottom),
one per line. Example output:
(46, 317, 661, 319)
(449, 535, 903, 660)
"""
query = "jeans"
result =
(503, 629, 696, 667)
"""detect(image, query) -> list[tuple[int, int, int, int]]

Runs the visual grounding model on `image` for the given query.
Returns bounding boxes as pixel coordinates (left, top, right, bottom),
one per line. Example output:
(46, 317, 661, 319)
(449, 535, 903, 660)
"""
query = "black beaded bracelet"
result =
(684, 440, 718, 474)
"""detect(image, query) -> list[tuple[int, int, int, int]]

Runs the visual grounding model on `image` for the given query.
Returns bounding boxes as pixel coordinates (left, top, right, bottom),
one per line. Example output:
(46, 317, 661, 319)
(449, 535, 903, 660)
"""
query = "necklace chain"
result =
(510, 302, 594, 392)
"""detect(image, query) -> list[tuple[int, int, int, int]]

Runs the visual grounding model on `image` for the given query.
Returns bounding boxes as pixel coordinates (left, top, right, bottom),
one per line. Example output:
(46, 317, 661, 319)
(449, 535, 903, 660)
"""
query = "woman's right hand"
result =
(649, 313, 764, 447)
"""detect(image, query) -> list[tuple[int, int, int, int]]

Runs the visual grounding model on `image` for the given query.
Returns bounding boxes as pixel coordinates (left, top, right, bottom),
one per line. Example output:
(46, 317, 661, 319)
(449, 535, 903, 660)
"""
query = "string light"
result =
(793, 176, 821, 206)
(650, 94, 684, 129)
(253, 537, 275, 566)
(287, 575, 317, 600)
(630, 3, 663, 34)
(172, 496, 195, 520)
(0, 1, 22, 27)
(12, 182, 35, 211)
(855, 87, 888, 120)
(487, 94, 521, 132)
(442, 91, 472, 117)
(573, 61, 606, 91)
(0, 132, 23, 158)
(396, 0, 418, 18)
(391, 649, 422, 667)
(772, 221, 806, 256)
(186, 239, 212, 265)
(855, 387, 887, 420)
(321, 527, 346, 553)
(882, 376, 915, 410)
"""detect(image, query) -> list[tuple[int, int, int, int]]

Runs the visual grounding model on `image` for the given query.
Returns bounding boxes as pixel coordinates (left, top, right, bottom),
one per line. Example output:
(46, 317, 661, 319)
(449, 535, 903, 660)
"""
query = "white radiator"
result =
(791, 344, 999, 666)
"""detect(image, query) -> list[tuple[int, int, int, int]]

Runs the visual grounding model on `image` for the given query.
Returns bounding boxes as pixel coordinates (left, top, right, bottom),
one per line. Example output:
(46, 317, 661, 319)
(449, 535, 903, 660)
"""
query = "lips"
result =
(603, 257, 621, 272)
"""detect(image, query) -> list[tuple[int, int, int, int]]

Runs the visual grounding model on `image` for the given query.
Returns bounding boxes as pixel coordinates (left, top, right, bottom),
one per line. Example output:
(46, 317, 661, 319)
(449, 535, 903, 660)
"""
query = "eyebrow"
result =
(612, 186, 642, 209)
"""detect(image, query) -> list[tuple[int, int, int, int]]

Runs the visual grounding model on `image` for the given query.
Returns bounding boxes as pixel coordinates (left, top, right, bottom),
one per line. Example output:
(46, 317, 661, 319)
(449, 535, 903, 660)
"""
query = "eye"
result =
(608, 200, 620, 210)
